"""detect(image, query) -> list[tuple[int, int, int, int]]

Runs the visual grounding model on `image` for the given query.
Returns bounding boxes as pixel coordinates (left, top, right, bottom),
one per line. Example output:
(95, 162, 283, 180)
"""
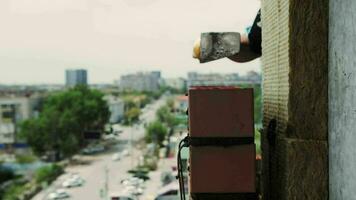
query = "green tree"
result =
(19, 85, 110, 158)
(166, 98, 175, 111)
(124, 107, 141, 125)
(156, 105, 178, 128)
(145, 121, 168, 146)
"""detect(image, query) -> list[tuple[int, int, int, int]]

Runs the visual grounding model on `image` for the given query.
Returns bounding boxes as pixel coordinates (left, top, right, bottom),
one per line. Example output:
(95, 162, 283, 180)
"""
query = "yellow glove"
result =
(192, 38, 201, 59)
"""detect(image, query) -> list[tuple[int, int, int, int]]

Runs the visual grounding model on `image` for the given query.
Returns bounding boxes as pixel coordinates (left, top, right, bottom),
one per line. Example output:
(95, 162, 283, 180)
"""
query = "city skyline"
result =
(0, 0, 260, 84)
(0, 69, 261, 86)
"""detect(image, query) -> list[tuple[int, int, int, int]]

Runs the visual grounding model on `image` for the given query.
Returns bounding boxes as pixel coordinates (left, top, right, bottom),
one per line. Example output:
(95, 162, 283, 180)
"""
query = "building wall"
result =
(104, 96, 125, 123)
(329, 0, 356, 199)
(0, 96, 41, 144)
(261, 0, 328, 199)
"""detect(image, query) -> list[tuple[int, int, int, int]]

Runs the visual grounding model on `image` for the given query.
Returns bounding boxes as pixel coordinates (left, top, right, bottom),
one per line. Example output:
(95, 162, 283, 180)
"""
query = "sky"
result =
(0, 0, 261, 84)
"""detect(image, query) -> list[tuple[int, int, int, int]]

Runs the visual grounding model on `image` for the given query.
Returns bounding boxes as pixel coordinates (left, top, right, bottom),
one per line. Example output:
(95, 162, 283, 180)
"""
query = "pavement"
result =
(31, 97, 170, 200)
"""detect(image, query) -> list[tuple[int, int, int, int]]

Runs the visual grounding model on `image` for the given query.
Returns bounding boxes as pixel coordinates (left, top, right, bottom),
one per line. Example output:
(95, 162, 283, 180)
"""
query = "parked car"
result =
(109, 192, 137, 200)
(62, 177, 84, 188)
(47, 189, 70, 199)
(154, 182, 179, 200)
(81, 145, 105, 155)
(112, 153, 122, 161)
(123, 186, 143, 196)
(121, 177, 144, 187)
(121, 150, 129, 157)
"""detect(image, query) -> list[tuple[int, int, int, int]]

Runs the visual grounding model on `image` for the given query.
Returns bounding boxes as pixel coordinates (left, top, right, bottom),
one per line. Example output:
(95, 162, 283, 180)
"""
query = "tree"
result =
(156, 105, 178, 129)
(124, 107, 141, 125)
(145, 121, 168, 146)
(19, 85, 110, 158)
(166, 98, 175, 111)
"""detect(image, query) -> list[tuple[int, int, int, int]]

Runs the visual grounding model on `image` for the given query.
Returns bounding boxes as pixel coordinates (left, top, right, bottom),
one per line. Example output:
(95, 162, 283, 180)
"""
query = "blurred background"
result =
(0, 1, 261, 200)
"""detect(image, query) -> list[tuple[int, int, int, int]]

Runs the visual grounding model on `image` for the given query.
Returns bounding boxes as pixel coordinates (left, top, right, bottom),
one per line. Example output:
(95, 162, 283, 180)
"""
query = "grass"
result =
(15, 154, 37, 164)
(35, 164, 64, 184)
(2, 182, 28, 200)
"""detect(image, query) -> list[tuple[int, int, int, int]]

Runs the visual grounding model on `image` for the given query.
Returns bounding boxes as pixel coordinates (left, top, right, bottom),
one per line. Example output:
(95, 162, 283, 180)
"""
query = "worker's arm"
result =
(229, 9, 262, 63)
(227, 34, 260, 63)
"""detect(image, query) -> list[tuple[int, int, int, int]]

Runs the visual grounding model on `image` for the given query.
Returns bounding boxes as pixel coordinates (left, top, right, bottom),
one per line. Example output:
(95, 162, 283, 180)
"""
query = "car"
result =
(47, 189, 70, 199)
(123, 186, 143, 196)
(112, 153, 122, 161)
(121, 150, 129, 157)
(154, 182, 179, 200)
(81, 145, 105, 155)
(121, 177, 144, 187)
(110, 192, 137, 200)
(103, 134, 116, 140)
(62, 178, 83, 188)
(62, 174, 84, 188)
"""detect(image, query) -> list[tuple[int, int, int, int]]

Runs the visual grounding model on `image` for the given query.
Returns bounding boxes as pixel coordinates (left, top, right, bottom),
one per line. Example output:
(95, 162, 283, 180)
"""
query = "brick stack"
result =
(188, 86, 256, 200)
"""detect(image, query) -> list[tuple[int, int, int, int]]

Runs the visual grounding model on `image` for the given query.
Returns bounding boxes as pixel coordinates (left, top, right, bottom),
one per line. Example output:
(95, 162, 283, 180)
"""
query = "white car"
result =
(121, 177, 144, 187)
(62, 176, 84, 188)
(123, 186, 143, 196)
(112, 153, 122, 161)
(47, 189, 70, 199)
(121, 150, 130, 157)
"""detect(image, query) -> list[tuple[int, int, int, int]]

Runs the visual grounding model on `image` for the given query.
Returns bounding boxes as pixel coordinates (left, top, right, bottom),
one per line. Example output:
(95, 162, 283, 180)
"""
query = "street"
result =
(32, 97, 169, 200)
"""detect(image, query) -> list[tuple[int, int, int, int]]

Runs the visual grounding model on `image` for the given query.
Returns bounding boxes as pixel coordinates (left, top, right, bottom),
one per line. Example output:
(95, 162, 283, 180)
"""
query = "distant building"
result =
(175, 95, 188, 112)
(0, 95, 42, 144)
(119, 71, 161, 92)
(187, 71, 261, 88)
(65, 69, 88, 87)
(104, 95, 125, 124)
(151, 71, 161, 80)
(164, 78, 187, 91)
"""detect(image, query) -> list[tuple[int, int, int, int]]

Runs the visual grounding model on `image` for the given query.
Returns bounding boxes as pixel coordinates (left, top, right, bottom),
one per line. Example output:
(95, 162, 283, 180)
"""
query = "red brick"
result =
(190, 145, 256, 193)
(189, 87, 254, 137)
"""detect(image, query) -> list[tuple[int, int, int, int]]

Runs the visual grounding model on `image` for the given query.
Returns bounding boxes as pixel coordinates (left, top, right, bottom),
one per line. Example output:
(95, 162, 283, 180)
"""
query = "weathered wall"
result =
(261, 0, 328, 199)
(329, 0, 356, 199)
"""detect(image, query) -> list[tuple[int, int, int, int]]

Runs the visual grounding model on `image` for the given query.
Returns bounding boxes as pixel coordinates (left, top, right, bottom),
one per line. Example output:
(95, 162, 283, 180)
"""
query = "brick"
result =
(188, 86, 256, 197)
(190, 145, 256, 193)
(189, 87, 254, 137)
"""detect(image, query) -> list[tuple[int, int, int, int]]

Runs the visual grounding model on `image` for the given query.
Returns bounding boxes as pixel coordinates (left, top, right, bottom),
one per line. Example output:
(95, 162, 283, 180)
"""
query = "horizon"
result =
(0, 69, 261, 86)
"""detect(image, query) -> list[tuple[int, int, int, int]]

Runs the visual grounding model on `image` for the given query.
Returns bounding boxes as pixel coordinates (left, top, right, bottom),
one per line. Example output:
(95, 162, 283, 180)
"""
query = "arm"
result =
(228, 34, 261, 63)
(229, 9, 262, 62)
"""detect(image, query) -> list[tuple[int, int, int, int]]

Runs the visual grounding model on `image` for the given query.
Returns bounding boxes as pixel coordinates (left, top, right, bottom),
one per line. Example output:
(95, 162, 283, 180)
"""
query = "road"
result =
(32, 97, 167, 200)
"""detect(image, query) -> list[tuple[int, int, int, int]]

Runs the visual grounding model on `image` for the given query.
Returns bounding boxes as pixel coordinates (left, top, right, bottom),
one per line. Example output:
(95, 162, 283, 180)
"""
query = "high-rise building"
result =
(65, 69, 88, 87)
(119, 71, 161, 92)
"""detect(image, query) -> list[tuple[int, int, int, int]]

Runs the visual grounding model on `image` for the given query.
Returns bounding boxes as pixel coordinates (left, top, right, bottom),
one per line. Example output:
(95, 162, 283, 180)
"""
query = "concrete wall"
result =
(329, 0, 356, 199)
(261, 0, 329, 199)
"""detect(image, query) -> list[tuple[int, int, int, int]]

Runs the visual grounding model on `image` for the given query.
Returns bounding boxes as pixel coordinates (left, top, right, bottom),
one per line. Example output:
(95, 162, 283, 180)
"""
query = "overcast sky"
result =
(0, 0, 260, 84)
